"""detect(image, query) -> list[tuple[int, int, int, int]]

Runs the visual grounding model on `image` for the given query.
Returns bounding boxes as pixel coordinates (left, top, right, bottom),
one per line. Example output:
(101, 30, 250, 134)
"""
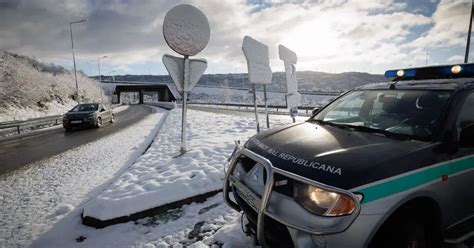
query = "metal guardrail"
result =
(0, 115, 63, 135)
(187, 102, 317, 115)
(0, 104, 124, 136)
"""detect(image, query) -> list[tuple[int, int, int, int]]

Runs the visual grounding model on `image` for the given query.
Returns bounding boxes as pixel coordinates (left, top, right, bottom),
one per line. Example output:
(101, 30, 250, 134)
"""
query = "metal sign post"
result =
(252, 84, 260, 133)
(242, 36, 272, 133)
(279, 45, 300, 123)
(263, 85, 270, 128)
(162, 4, 210, 154)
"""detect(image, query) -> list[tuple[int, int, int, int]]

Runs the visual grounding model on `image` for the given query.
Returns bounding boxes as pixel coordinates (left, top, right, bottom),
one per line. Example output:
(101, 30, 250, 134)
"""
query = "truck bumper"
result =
(223, 141, 369, 247)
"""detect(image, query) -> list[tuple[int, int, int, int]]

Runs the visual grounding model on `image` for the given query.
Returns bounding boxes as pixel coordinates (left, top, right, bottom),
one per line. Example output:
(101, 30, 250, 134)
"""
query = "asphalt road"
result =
(0, 105, 153, 175)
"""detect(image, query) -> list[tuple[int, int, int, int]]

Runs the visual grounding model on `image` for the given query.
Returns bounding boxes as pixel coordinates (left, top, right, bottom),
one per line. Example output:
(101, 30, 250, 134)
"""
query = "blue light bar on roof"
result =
(384, 69, 416, 78)
(384, 63, 474, 80)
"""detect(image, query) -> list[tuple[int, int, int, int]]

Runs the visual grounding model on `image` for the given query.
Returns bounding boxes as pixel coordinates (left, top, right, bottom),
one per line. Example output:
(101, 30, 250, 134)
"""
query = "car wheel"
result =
(110, 114, 115, 123)
(370, 218, 430, 248)
(64, 125, 72, 132)
(96, 117, 102, 128)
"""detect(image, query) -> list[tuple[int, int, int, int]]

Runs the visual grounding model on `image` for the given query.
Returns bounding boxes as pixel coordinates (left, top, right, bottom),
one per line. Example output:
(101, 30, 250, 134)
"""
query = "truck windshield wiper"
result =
(310, 119, 409, 140)
(334, 124, 410, 140)
(309, 119, 351, 130)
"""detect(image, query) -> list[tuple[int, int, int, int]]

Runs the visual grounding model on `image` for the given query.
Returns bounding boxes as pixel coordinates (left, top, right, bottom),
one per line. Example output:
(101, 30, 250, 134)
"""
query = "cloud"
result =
(0, 0, 470, 74)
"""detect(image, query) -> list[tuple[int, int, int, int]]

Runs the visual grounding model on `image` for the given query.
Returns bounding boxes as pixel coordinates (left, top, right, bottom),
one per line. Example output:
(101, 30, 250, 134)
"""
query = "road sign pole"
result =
(263, 85, 270, 129)
(252, 84, 260, 133)
(181, 55, 189, 154)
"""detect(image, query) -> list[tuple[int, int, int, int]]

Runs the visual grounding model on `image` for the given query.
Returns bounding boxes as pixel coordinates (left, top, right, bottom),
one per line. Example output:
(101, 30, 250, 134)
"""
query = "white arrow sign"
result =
(279, 45, 300, 111)
(242, 36, 272, 85)
(162, 54, 207, 92)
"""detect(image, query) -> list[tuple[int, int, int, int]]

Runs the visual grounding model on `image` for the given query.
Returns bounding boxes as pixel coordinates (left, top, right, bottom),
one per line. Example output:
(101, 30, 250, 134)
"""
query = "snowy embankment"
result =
(0, 107, 168, 247)
(0, 52, 104, 122)
(35, 109, 306, 247)
(0, 99, 77, 122)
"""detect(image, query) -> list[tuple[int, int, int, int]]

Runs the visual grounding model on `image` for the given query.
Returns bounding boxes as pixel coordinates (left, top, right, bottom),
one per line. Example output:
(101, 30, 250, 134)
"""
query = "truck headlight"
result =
(294, 181, 356, 216)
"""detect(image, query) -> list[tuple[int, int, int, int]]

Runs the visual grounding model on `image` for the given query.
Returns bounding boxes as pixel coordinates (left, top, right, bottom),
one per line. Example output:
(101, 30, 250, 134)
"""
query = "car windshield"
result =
(311, 90, 452, 140)
(71, 104, 98, 112)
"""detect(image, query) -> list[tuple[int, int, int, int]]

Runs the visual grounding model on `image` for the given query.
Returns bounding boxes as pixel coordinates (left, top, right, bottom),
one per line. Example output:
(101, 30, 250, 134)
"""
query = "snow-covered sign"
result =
(163, 4, 210, 56)
(279, 45, 300, 111)
(162, 54, 207, 92)
(162, 4, 210, 154)
(242, 36, 272, 84)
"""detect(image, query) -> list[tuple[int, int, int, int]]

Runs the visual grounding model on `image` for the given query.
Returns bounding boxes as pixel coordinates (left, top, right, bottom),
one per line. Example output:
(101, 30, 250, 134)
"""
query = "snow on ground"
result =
(36, 193, 253, 248)
(35, 109, 307, 247)
(0, 107, 168, 247)
(83, 108, 306, 221)
(0, 99, 77, 122)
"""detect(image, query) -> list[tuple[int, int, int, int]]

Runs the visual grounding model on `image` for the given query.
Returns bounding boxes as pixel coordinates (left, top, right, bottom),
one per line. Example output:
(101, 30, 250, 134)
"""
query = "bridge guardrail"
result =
(187, 102, 318, 115)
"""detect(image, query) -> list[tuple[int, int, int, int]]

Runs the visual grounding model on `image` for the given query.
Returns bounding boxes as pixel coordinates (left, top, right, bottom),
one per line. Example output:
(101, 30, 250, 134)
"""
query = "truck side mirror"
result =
(460, 123, 474, 147)
(312, 107, 321, 116)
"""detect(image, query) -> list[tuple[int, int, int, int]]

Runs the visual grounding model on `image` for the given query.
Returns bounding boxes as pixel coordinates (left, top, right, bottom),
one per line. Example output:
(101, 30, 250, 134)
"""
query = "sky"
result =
(0, 0, 472, 76)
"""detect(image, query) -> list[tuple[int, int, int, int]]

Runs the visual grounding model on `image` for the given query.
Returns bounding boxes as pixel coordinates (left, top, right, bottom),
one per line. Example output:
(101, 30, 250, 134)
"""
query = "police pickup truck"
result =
(224, 64, 474, 248)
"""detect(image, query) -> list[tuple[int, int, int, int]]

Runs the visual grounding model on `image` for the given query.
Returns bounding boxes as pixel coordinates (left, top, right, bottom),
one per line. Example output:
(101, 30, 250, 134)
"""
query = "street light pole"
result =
(97, 55, 107, 103)
(465, 0, 474, 63)
(69, 19, 87, 103)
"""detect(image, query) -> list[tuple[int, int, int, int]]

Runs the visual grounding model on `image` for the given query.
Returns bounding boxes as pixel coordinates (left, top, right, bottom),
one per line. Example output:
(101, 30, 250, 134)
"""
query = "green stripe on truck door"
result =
(358, 156, 474, 204)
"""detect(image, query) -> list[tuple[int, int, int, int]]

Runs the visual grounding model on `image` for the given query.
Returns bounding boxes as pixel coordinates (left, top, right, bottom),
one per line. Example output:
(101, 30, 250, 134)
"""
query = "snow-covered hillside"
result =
(0, 52, 104, 121)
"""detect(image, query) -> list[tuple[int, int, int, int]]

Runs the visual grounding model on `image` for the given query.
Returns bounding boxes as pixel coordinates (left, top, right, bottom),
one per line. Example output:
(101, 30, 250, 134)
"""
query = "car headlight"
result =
(294, 181, 357, 216)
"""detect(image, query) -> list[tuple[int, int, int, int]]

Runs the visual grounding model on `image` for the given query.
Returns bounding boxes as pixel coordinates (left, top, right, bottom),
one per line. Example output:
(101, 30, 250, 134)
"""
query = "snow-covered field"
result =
(0, 107, 167, 247)
(34, 109, 307, 247)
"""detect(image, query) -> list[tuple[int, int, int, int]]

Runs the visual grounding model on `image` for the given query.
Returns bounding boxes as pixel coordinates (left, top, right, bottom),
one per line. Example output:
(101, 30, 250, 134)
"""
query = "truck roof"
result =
(356, 78, 474, 91)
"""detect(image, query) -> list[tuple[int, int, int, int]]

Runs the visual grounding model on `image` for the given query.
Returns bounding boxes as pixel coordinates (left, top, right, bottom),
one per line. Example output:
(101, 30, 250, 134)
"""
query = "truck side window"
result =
(456, 93, 474, 143)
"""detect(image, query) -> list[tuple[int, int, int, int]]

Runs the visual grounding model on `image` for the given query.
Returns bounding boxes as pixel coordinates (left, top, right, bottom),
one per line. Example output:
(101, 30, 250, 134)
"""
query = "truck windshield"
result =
(311, 90, 452, 140)
(71, 104, 98, 112)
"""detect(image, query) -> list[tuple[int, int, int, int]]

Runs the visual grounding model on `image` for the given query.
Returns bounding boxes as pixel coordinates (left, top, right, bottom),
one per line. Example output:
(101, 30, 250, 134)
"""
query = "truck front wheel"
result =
(370, 216, 435, 248)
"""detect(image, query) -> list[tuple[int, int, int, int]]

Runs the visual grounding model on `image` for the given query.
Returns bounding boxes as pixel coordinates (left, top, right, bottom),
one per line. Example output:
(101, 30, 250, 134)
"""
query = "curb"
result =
(82, 189, 222, 228)
(81, 107, 173, 227)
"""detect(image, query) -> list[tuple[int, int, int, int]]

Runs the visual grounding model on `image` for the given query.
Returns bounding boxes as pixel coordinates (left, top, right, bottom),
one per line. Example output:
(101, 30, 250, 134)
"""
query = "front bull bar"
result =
(223, 140, 362, 247)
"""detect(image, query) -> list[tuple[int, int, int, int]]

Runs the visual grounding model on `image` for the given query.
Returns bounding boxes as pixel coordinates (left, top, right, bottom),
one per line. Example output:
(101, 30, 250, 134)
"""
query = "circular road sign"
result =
(163, 4, 210, 56)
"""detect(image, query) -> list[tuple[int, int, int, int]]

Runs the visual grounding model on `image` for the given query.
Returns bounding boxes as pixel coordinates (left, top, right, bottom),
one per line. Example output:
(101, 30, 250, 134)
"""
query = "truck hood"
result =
(245, 121, 433, 190)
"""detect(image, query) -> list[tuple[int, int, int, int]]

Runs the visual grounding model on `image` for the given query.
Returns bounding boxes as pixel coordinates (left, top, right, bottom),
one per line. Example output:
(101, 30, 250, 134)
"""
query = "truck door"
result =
(451, 91, 474, 222)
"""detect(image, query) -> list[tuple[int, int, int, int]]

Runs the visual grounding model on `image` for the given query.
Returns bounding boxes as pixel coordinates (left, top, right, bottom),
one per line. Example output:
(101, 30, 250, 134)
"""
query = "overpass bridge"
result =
(108, 81, 180, 104)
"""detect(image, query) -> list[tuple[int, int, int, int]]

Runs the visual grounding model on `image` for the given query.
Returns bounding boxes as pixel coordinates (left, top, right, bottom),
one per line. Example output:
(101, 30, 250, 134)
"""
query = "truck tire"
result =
(370, 217, 431, 248)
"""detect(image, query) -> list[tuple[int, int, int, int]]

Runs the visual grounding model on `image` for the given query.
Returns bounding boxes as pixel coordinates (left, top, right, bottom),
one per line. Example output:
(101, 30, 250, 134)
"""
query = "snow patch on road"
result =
(112, 105, 129, 113)
(0, 107, 168, 247)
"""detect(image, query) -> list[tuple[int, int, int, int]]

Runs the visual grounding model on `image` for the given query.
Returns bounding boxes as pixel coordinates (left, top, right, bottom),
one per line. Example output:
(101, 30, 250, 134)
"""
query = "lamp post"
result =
(97, 56, 107, 102)
(465, 0, 474, 63)
(69, 19, 88, 103)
